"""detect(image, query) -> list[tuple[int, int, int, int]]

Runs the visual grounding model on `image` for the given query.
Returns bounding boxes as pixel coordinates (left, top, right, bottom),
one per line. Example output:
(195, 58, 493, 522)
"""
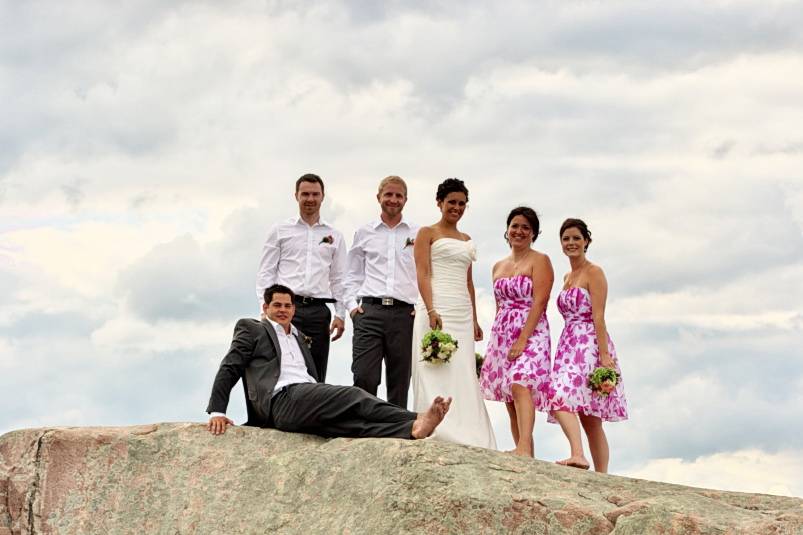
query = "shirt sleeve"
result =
(344, 228, 366, 312)
(256, 224, 280, 310)
(329, 230, 349, 319)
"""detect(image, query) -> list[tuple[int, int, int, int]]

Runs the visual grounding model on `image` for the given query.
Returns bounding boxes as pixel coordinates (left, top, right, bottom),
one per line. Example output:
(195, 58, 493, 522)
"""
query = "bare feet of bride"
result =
(412, 396, 452, 439)
(556, 456, 590, 470)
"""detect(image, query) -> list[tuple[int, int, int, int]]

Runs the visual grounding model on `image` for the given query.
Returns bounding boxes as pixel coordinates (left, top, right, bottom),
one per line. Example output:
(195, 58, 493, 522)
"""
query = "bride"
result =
(411, 178, 497, 449)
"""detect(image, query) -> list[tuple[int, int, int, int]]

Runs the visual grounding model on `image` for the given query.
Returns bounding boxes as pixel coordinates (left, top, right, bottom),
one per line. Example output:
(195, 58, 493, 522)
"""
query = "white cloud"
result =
(626, 449, 803, 498)
(2, 0, 803, 499)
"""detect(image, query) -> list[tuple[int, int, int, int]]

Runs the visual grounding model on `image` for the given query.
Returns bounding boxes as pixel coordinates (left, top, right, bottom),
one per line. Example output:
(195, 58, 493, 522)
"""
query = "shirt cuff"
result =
(334, 303, 346, 319)
(209, 412, 227, 420)
(346, 299, 360, 313)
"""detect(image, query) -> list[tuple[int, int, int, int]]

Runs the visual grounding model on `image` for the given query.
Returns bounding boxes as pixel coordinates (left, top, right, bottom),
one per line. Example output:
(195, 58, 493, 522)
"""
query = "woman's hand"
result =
(428, 310, 443, 330)
(599, 351, 615, 369)
(507, 337, 526, 361)
(474, 321, 483, 342)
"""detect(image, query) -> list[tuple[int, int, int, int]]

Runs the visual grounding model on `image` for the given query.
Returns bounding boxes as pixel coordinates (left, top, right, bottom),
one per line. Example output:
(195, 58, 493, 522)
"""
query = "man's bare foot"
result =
(411, 396, 452, 439)
(556, 456, 590, 470)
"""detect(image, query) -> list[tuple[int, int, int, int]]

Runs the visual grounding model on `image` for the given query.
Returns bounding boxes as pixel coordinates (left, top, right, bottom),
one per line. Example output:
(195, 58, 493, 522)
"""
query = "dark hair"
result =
(559, 218, 592, 251)
(263, 284, 296, 305)
(505, 206, 541, 243)
(436, 178, 469, 202)
(295, 173, 325, 194)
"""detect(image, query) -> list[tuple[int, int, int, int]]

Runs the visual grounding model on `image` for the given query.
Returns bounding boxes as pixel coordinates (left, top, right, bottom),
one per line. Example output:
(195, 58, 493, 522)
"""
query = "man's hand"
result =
(208, 415, 234, 435)
(349, 306, 364, 319)
(330, 316, 345, 341)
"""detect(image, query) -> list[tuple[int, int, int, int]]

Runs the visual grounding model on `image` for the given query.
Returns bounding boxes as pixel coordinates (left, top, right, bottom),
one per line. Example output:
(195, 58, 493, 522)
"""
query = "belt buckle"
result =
(381, 297, 394, 306)
(300, 296, 313, 305)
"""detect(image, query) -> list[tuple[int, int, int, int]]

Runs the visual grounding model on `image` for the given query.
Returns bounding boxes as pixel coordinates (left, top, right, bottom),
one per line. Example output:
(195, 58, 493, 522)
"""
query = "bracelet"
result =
(427, 309, 438, 316)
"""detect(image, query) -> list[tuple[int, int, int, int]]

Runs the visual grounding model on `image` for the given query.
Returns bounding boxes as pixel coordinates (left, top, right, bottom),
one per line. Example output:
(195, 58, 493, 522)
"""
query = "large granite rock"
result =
(1, 423, 801, 534)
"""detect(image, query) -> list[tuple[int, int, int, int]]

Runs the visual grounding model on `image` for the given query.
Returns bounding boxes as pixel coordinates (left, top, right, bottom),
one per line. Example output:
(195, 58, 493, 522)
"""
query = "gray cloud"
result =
(118, 207, 265, 323)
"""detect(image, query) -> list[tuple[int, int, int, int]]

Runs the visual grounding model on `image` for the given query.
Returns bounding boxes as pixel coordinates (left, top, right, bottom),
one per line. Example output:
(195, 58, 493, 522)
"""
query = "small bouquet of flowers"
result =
(588, 367, 619, 397)
(475, 352, 485, 378)
(420, 329, 459, 365)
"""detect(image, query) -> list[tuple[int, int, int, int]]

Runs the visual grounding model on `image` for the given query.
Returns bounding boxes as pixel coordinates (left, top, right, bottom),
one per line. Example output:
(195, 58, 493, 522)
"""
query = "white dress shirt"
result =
(270, 319, 317, 393)
(209, 318, 316, 419)
(256, 216, 347, 318)
(344, 217, 420, 312)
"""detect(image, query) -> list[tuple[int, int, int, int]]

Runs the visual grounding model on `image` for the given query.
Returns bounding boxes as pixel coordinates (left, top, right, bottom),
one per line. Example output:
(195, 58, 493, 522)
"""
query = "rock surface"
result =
(1, 423, 802, 534)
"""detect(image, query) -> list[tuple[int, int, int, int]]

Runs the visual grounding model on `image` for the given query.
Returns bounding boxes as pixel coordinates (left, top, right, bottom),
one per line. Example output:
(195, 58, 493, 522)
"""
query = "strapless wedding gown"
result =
(412, 238, 497, 449)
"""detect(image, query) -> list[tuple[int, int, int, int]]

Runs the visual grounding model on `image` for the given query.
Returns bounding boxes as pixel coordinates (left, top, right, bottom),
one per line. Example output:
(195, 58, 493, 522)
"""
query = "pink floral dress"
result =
(479, 275, 551, 408)
(547, 287, 628, 422)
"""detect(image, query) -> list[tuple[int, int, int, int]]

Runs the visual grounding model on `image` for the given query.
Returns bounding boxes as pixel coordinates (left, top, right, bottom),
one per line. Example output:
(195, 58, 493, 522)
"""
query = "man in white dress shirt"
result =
(206, 284, 451, 440)
(345, 176, 419, 407)
(256, 173, 347, 382)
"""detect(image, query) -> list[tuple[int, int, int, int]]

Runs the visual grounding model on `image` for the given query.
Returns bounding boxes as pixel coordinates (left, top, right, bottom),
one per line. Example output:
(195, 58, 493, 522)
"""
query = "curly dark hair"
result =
(559, 218, 592, 251)
(436, 178, 469, 202)
(505, 206, 541, 243)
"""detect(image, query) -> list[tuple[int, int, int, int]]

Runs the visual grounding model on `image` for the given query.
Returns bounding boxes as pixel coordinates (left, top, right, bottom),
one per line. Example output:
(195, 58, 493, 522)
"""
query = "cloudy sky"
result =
(2, 0, 802, 497)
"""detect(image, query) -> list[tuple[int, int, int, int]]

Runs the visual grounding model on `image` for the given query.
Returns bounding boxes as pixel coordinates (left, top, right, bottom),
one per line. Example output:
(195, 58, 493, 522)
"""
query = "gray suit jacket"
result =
(206, 318, 319, 426)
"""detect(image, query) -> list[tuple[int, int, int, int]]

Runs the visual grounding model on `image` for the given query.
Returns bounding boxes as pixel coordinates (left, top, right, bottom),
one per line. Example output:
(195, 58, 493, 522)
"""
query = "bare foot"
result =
(412, 396, 452, 439)
(512, 446, 533, 457)
(556, 456, 590, 470)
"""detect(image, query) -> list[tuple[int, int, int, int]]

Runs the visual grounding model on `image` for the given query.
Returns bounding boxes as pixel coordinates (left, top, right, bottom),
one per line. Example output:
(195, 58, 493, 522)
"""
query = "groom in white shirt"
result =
(255, 173, 347, 382)
(345, 176, 419, 407)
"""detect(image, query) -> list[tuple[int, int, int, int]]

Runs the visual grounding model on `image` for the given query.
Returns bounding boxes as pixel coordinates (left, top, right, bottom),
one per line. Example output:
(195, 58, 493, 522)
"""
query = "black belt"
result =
(294, 295, 336, 306)
(361, 296, 413, 307)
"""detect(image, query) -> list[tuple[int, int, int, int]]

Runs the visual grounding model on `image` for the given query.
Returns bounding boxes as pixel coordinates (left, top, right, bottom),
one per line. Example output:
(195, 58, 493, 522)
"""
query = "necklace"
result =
(510, 249, 531, 273)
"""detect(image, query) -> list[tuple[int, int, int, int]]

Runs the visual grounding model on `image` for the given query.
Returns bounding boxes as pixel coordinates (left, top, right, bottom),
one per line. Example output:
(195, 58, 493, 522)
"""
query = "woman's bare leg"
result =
(552, 410, 590, 469)
(579, 413, 608, 473)
(511, 384, 535, 457)
(505, 402, 519, 453)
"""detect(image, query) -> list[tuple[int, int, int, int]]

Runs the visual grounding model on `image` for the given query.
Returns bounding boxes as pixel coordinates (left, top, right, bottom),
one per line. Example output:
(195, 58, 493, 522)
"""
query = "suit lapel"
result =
(260, 318, 282, 362)
(294, 332, 320, 382)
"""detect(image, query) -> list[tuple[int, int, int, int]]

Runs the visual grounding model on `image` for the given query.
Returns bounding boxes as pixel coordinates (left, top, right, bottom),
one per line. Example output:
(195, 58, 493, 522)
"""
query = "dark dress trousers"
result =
(206, 318, 418, 438)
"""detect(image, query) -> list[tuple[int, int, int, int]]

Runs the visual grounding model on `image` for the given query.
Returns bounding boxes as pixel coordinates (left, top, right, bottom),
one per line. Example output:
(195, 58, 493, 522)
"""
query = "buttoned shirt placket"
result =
(303, 221, 314, 295)
(385, 223, 397, 298)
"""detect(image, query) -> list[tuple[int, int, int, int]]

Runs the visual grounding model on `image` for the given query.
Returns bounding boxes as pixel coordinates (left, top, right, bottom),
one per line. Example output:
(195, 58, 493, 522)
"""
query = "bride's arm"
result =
(467, 264, 483, 341)
(414, 227, 441, 329)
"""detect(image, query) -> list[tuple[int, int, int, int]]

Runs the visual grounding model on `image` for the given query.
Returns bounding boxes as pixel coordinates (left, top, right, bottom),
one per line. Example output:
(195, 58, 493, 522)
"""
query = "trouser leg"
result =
(271, 383, 417, 439)
(292, 303, 331, 381)
(351, 304, 384, 397)
(384, 304, 414, 408)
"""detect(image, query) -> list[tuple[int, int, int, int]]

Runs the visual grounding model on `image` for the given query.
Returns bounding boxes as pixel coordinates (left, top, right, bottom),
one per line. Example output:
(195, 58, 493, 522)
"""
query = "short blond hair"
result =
(377, 175, 407, 196)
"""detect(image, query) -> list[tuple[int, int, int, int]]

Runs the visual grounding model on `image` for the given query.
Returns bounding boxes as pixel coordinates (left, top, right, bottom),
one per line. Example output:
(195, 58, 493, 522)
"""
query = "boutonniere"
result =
(404, 237, 415, 248)
(301, 334, 313, 349)
(319, 235, 334, 245)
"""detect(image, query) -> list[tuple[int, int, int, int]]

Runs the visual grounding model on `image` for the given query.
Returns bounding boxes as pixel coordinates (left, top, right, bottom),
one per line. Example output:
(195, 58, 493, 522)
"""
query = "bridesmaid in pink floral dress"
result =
(548, 218, 628, 473)
(480, 207, 554, 457)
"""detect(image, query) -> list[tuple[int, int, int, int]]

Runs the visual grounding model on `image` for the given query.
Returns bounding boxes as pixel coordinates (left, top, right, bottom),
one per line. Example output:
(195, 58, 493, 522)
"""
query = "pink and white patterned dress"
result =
(547, 287, 628, 422)
(479, 275, 551, 408)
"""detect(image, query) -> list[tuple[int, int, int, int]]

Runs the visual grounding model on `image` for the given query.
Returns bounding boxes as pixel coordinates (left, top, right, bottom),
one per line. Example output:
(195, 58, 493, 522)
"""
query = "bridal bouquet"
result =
(588, 367, 619, 397)
(420, 329, 458, 365)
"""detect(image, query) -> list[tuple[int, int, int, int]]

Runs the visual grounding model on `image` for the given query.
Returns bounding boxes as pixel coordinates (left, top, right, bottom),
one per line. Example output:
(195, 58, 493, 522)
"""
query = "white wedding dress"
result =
(412, 238, 497, 449)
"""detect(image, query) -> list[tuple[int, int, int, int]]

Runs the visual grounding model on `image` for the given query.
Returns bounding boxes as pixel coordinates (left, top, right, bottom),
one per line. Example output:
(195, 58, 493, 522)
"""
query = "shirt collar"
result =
(373, 215, 409, 229)
(266, 317, 298, 337)
(294, 216, 330, 228)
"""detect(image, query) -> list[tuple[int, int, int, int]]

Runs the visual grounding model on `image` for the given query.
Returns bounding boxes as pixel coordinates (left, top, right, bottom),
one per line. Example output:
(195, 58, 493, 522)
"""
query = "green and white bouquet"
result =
(420, 329, 458, 365)
(587, 367, 620, 397)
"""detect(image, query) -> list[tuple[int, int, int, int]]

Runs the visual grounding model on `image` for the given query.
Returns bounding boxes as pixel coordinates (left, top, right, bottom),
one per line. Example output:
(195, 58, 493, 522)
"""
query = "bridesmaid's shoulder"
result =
(529, 249, 553, 267)
(586, 262, 607, 280)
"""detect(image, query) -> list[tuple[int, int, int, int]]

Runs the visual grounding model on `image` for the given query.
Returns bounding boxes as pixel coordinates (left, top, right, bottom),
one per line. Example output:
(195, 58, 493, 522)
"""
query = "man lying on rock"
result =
(206, 283, 451, 439)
